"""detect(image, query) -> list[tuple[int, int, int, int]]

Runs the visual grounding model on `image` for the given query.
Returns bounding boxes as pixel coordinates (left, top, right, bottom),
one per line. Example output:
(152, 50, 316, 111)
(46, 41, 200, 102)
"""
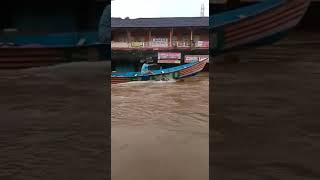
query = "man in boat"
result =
(141, 57, 157, 75)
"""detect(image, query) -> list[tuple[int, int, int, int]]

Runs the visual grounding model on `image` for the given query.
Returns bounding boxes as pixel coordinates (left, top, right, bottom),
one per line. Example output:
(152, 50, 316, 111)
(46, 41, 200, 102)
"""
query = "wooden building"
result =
(111, 17, 209, 72)
(111, 17, 209, 51)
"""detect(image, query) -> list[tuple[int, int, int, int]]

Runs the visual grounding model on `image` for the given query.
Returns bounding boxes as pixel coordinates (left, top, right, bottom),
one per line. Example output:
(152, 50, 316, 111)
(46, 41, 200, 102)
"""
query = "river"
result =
(112, 73, 209, 180)
(211, 31, 320, 179)
(0, 62, 110, 179)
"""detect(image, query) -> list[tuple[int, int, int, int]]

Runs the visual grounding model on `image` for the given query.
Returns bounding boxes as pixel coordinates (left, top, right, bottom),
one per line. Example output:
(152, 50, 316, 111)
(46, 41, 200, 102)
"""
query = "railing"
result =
(111, 41, 209, 49)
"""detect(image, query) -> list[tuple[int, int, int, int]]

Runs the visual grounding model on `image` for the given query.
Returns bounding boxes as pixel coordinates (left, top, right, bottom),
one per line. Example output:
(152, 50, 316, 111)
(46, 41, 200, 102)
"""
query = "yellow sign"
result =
(131, 42, 144, 48)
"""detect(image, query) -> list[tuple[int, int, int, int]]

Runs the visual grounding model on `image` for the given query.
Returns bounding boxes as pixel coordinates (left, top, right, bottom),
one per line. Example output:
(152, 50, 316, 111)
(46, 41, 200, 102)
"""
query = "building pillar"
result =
(169, 28, 173, 47)
(127, 30, 131, 47)
(190, 28, 193, 47)
(127, 30, 131, 42)
(148, 29, 152, 42)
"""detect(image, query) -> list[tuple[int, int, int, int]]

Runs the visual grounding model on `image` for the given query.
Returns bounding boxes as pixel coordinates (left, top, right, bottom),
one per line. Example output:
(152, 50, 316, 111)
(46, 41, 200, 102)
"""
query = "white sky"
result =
(111, 0, 209, 18)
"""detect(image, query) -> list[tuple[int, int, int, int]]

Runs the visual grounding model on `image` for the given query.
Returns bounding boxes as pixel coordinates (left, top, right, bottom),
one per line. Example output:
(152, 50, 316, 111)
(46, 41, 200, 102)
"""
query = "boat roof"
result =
(111, 17, 209, 28)
(210, 0, 285, 28)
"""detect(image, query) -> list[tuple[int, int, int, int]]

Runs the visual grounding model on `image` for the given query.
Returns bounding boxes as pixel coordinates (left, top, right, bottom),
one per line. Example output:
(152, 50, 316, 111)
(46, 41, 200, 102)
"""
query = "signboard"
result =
(152, 38, 168, 47)
(185, 56, 199, 63)
(185, 55, 209, 63)
(153, 38, 168, 42)
(158, 59, 181, 64)
(158, 52, 181, 60)
(131, 42, 144, 48)
(196, 41, 209, 47)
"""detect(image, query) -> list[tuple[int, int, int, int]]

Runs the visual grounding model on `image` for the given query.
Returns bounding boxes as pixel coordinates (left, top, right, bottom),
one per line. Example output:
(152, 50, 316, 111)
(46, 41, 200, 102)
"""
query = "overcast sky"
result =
(111, 0, 209, 18)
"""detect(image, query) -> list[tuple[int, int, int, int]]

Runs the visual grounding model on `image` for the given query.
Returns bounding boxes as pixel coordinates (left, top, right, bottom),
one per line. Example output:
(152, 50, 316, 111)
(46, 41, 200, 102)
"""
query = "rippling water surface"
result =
(112, 73, 209, 180)
(212, 31, 320, 179)
(0, 62, 109, 179)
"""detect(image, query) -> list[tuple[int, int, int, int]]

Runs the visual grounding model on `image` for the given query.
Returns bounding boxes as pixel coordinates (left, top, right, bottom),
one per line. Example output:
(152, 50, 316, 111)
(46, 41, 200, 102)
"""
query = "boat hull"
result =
(0, 43, 108, 69)
(210, 0, 311, 56)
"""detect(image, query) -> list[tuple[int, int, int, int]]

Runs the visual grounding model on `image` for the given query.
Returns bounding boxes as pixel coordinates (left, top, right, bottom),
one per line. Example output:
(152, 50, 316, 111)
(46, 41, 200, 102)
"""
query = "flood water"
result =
(0, 62, 110, 179)
(112, 73, 209, 180)
(212, 31, 320, 179)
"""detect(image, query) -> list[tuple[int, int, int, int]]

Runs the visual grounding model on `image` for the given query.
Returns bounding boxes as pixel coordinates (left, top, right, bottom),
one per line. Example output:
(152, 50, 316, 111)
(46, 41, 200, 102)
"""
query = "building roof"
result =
(111, 17, 209, 28)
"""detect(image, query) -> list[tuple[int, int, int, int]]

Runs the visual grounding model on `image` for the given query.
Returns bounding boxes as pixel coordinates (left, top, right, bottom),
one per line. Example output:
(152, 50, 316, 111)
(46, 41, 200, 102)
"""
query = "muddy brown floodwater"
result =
(211, 31, 320, 179)
(0, 61, 110, 180)
(112, 73, 209, 180)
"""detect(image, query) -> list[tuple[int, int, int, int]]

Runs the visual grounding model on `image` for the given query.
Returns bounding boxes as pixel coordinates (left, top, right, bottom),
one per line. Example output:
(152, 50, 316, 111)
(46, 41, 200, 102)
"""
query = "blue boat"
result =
(0, 2, 110, 68)
(210, 0, 311, 56)
(112, 58, 208, 84)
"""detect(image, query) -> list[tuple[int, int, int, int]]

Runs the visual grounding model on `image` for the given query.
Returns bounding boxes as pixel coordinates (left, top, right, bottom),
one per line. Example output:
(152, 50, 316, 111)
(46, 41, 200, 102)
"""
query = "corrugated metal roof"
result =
(111, 17, 209, 28)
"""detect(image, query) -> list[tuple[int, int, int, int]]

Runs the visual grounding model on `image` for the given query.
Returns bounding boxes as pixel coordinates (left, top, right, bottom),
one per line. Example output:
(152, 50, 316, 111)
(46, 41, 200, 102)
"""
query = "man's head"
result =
(141, 55, 156, 64)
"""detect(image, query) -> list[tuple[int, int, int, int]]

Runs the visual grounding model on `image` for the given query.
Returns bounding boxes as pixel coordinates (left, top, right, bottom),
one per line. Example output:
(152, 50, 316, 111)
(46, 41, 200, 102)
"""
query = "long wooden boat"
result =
(111, 58, 208, 84)
(0, 4, 110, 69)
(210, 0, 311, 56)
(0, 32, 108, 68)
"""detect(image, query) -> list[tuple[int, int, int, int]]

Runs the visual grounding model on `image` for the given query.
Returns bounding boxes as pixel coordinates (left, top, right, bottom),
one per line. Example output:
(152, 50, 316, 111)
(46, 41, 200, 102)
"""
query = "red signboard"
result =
(158, 52, 181, 60)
